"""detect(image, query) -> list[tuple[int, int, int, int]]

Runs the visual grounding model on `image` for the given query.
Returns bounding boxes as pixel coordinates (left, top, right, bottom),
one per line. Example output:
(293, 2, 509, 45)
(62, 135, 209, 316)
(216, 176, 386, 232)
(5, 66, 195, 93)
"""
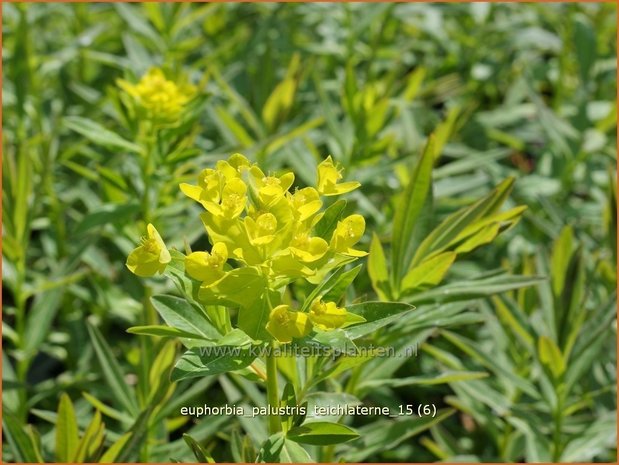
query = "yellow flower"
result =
(330, 214, 367, 257)
(185, 242, 228, 285)
(289, 231, 328, 262)
(289, 187, 322, 221)
(250, 166, 295, 206)
(309, 299, 347, 330)
(266, 305, 312, 343)
(316, 156, 360, 196)
(118, 68, 195, 120)
(245, 213, 278, 246)
(179, 168, 221, 208)
(126, 224, 171, 277)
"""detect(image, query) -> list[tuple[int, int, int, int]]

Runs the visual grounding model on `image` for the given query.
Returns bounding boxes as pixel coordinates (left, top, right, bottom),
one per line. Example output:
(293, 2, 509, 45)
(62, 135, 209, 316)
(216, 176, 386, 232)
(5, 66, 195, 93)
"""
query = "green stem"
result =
(266, 343, 281, 435)
(552, 393, 564, 461)
(322, 445, 335, 463)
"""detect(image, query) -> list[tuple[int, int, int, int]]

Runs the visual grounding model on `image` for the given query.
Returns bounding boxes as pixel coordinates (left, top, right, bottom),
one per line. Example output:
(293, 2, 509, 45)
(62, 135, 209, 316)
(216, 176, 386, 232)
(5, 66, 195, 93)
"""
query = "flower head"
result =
(266, 305, 312, 343)
(118, 68, 195, 121)
(185, 242, 228, 285)
(289, 187, 322, 221)
(330, 214, 368, 257)
(245, 213, 278, 246)
(126, 224, 171, 277)
(317, 156, 360, 196)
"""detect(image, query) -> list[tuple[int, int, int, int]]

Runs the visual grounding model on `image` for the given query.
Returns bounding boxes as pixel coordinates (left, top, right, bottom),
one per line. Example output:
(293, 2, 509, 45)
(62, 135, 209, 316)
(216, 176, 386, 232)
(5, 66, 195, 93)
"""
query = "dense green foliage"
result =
(2, 2, 616, 462)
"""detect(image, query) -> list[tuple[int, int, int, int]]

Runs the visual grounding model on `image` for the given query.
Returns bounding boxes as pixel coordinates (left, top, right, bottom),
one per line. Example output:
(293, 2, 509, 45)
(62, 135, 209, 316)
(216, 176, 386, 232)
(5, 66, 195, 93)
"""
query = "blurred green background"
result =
(2, 2, 617, 462)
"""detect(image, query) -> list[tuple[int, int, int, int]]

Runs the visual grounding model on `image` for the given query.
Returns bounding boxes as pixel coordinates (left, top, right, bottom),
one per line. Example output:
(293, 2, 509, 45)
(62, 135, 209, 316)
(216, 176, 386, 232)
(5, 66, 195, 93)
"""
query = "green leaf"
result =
(281, 383, 297, 432)
(321, 264, 362, 303)
(256, 432, 312, 463)
(301, 264, 354, 311)
(55, 393, 79, 462)
(401, 252, 456, 294)
(264, 117, 324, 156)
(442, 330, 540, 399)
(64, 116, 142, 153)
(412, 177, 515, 266)
(213, 105, 255, 147)
(538, 336, 565, 379)
(171, 345, 257, 381)
(74, 203, 140, 235)
(237, 289, 278, 340)
(432, 106, 460, 161)
(262, 53, 300, 132)
(287, 421, 359, 446)
(73, 410, 104, 462)
(151, 295, 220, 340)
(392, 136, 435, 283)
(453, 222, 501, 254)
(183, 433, 215, 463)
(573, 14, 597, 83)
(87, 322, 139, 416)
(409, 274, 545, 304)
(359, 370, 488, 389)
(198, 267, 268, 309)
(314, 199, 347, 240)
(368, 233, 390, 300)
(2, 408, 43, 463)
(551, 225, 574, 297)
(345, 409, 455, 462)
(492, 295, 534, 349)
(403, 66, 426, 102)
(127, 325, 207, 340)
(24, 288, 63, 357)
(344, 302, 415, 339)
(114, 406, 156, 462)
(99, 433, 132, 463)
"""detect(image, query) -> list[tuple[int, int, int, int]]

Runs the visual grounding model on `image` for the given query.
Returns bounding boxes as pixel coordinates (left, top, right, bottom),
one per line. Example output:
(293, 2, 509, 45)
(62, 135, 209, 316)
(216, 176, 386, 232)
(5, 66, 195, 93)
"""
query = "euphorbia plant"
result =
(126, 153, 415, 460)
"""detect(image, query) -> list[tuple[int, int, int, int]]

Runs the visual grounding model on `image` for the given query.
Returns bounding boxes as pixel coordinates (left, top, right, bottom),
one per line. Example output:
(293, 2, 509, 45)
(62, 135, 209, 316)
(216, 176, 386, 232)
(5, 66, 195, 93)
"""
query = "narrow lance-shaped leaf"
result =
(56, 393, 79, 463)
(368, 233, 390, 300)
(392, 136, 435, 285)
(412, 177, 515, 266)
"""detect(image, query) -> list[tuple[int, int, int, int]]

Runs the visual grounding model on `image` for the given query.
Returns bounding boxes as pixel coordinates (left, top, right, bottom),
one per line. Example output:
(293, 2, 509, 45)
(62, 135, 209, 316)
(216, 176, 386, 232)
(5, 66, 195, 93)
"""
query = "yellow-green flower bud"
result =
(126, 224, 171, 277)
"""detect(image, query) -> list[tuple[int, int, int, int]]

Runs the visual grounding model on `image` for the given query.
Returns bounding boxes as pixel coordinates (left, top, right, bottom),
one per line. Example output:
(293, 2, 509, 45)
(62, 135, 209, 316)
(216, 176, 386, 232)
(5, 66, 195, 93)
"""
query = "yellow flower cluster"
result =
(179, 154, 365, 278)
(127, 154, 367, 343)
(118, 68, 196, 121)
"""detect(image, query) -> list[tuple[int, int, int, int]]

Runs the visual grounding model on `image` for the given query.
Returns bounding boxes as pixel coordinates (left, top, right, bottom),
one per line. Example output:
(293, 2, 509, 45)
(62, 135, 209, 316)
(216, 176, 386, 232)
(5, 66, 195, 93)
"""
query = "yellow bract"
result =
(309, 299, 348, 330)
(126, 224, 171, 277)
(266, 305, 312, 343)
(330, 214, 368, 257)
(118, 68, 195, 121)
(317, 156, 361, 196)
(185, 242, 228, 286)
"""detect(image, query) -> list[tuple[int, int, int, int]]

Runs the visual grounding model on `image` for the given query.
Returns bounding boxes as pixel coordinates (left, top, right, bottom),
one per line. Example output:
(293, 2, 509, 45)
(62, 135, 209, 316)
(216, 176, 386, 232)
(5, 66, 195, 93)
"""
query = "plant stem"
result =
(552, 391, 564, 461)
(322, 445, 335, 463)
(266, 342, 281, 435)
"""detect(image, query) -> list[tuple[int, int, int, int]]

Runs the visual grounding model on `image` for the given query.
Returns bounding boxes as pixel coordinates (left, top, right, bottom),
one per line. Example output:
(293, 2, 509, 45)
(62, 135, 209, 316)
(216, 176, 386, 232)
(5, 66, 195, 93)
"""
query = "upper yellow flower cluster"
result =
(179, 154, 365, 278)
(118, 68, 196, 121)
(127, 153, 367, 343)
